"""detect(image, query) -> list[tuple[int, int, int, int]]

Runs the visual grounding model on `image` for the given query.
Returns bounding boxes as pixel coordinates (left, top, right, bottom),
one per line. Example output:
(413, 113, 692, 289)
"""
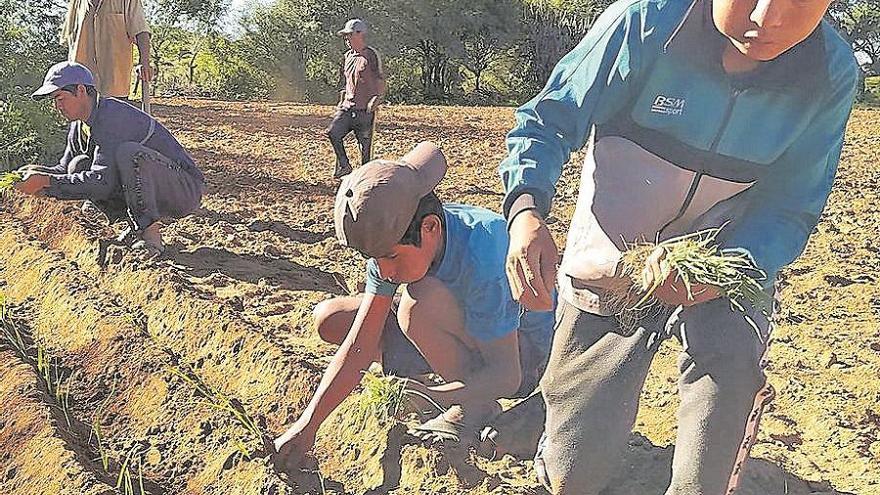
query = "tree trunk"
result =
(188, 47, 199, 86)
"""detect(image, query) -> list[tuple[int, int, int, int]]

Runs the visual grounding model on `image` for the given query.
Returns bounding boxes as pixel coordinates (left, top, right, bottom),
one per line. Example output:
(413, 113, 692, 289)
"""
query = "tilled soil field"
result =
(0, 100, 878, 495)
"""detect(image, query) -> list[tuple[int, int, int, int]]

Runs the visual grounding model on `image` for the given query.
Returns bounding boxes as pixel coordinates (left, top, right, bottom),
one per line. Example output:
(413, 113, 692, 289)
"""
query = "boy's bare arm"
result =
(273, 294, 392, 469)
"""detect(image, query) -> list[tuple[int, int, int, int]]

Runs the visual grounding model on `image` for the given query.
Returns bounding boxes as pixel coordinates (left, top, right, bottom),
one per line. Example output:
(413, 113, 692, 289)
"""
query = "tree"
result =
(238, 0, 352, 101)
(145, 0, 230, 89)
(457, 0, 521, 95)
(372, 0, 466, 100)
(827, 0, 880, 95)
(0, 0, 67, 169)
(518, 0, 611, 94)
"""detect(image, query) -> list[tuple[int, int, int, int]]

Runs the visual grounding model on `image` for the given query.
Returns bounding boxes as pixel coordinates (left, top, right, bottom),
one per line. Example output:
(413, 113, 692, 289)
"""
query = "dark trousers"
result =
(68, 143, 203, 231)
(326, 109, 374, 171)
(114, 142, 203, 230)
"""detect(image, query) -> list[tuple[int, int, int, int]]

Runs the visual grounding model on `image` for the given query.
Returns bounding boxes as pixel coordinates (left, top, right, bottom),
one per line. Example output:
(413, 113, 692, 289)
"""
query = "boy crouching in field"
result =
(272, 142, 555, 471)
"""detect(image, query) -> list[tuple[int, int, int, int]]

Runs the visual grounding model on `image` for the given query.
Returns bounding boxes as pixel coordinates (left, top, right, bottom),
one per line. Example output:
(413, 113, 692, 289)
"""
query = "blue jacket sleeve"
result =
(723, 65, 859, 279)
(49, 126, 77, 174)
(365, 258, 400, 297)
(499, 0, 659, 219)
(45, 144, 120, 201)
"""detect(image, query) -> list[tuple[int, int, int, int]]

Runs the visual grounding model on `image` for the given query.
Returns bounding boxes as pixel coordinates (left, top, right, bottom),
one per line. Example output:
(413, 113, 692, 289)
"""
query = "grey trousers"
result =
(540, 295, 774, 495)
(114, 142, 203, 231)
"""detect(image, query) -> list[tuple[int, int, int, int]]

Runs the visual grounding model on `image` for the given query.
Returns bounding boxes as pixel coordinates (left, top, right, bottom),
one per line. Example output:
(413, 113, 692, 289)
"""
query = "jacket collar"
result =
(84, 96, 104, 127)
(663, 0, 829, 91)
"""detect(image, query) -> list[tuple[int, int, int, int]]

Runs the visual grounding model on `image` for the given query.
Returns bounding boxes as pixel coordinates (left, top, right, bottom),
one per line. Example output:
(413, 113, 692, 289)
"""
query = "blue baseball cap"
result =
(32, 61, 95, 99)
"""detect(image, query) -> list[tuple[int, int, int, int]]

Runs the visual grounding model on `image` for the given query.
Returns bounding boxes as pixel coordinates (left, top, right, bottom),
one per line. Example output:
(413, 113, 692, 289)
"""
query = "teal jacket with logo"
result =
(499, 0, 859, 309)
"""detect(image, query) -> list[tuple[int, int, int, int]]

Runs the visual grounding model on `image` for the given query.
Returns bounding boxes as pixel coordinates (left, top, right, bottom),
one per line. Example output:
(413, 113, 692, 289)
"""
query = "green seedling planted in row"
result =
(0, 171, 22, 196)
(167, 364, 263, 455)
(115, 446, 146, 495)
(1, 299, 74, 427)
(357, 370, 410, 428)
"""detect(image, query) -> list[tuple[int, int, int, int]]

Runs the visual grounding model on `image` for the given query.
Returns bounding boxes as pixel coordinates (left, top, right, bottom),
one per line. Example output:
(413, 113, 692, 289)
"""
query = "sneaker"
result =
(534, 431, 550, 490)
(116, 226, 138, 246)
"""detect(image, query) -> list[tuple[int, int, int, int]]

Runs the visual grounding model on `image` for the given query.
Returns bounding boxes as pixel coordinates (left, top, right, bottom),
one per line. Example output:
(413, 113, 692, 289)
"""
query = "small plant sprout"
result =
(93, 418, 110, 471)
(90, 380, 117, 472)
(0, 296, 28, 355)
(604, 227, 772, 330)
(167, 364, 263, 454)
(0, 171, 22, 196)
(115, 446, 145, 495)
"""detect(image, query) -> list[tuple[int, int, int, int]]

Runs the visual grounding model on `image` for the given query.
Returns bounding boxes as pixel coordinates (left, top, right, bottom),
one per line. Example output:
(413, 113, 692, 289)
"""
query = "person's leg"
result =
(396, 276, 480, 384)
(114, 142, 202, 251)
(399, 276, 506, 442)
(326, 110, 354, 177)
(312, 295, 432, 377)
(472, 326, 552, 461)
(665, 293, 774, 495)
(353, 111, 375, 165)
(540, 299, 663, 495)
(313, 296, 362, 345)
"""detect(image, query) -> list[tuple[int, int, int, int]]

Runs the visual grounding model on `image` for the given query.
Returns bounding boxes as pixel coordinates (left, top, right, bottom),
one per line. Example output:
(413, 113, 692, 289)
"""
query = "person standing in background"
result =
(327, 18, 386, 179)
(60, 0, 153, 100)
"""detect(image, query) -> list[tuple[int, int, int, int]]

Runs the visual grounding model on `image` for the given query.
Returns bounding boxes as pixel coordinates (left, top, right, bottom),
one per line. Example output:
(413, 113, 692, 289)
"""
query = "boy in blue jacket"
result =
(499, 1, 858, 493)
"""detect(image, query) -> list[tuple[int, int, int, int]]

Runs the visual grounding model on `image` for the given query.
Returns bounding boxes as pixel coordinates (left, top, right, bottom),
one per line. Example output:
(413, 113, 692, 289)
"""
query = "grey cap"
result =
(33, 61, 95, 99)
(334, 142, 447, 258)
(338, 19, 368, 36)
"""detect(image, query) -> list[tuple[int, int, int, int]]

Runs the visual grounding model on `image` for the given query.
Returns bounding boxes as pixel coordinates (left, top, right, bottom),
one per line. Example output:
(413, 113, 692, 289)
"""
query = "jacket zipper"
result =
(658, 86, 743, 237)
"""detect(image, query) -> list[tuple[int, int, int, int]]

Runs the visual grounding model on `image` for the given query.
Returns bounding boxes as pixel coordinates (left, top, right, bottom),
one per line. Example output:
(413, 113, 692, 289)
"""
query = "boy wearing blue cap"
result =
(15, 61, 204, 254)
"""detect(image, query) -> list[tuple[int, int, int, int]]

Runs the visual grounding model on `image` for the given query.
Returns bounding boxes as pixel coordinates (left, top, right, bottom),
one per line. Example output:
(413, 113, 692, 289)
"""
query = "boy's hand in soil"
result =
(272, 425, 316, 475)
(14, 173, 49, 196)
(642, 246, 721, 307)
(506, 209, 558, 311)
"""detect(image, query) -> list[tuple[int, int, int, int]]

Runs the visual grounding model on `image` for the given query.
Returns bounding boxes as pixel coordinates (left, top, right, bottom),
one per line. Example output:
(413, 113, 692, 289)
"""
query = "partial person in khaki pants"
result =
(60, 0, 153, 100)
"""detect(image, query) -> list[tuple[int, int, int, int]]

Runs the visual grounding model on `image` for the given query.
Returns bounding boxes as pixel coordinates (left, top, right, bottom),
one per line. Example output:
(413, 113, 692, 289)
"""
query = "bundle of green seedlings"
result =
(605, 227, 772, 330)
(356, 367, 446, 428)
(0, 171, 22, 196)
(357, 369, 411, 428)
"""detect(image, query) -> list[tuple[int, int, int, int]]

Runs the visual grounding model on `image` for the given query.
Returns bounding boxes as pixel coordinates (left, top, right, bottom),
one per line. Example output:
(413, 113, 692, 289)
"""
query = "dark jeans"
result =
(67, 155, 129, 224)
(326, 108, 374, 172)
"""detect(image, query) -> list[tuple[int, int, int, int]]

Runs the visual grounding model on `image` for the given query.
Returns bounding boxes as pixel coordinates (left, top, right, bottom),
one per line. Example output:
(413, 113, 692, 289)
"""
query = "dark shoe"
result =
(81, 200, 101, 215)
(131, 239, 165, 258)
(333, 163, 353, 179)
(116, 226, 138, 246)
